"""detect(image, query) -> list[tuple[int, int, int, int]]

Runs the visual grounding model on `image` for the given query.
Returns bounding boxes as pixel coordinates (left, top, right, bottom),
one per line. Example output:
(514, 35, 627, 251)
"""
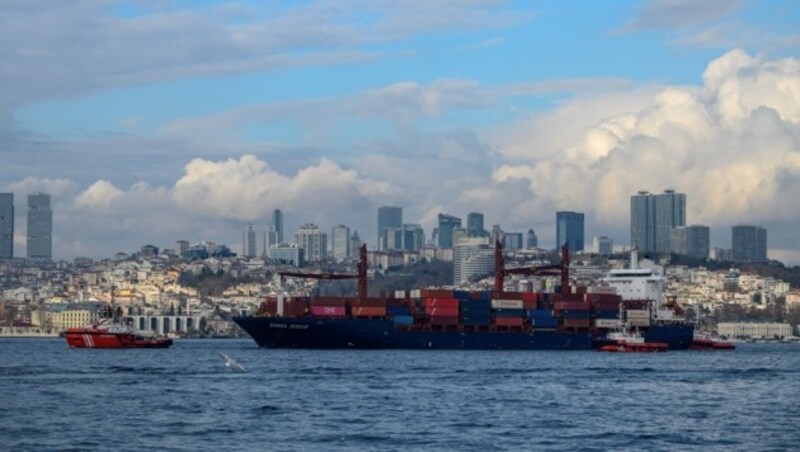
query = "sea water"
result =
(1, 339, 799, 451)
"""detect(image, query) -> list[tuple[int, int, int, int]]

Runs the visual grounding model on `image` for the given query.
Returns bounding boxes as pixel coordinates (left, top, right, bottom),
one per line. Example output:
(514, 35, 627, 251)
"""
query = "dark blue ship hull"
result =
(234, 316, 694, 351)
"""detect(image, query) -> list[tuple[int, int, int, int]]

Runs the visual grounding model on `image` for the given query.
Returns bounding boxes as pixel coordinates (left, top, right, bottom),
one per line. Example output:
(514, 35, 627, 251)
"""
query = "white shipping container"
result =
(626, 309, 650, 319)
(394, 290, 405, 298)
(628, 318, 651, 327)
(411, 289, 421, 299)
(491, 299, 524, 309)
(595, 319, 622, 329)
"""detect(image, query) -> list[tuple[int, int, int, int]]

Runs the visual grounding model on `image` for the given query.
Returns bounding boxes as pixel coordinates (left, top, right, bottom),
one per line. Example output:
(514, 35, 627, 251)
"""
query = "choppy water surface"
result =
(1, 339, 799, 451)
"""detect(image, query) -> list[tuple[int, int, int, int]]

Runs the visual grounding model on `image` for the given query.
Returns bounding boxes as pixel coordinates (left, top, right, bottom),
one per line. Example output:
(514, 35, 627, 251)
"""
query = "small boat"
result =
(65, 319, 172, 349)
(597, 330, 668, 353)
(690, 334, 735, 350)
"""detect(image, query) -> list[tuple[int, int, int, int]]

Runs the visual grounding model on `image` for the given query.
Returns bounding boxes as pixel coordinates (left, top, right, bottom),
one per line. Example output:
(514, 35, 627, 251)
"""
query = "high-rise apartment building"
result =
(437, 213, 462, 248)
(490, 225, 504, 246)
(670, 225, 710, 259)
(243, 223, 257, 258)
(466, 212, 486, 237)
(377, 206, 402, 250)
(592, 236, 613, 255)
(331, 225, 351, 262)
(294, 223, 327, 262)
(272, 209, 284, 244)
(350, 231, 361, 256)
(556, 211, 584, 252)
(453, 237, 493, 284)
(0, 193, 13, 259)
(175, 240, 189, 258)
(27, 193, 52, 260)
(731, 225, 767, 262)
(630, 190, 686, 255)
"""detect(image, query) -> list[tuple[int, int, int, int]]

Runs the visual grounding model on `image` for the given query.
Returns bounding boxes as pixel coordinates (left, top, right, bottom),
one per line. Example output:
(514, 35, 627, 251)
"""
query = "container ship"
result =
(234, 244, 694, 350)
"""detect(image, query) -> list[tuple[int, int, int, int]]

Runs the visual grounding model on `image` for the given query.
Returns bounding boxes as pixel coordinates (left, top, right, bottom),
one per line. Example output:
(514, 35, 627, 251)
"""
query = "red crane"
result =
(493, 240, 571, 295)
(279, 244, 369, 301)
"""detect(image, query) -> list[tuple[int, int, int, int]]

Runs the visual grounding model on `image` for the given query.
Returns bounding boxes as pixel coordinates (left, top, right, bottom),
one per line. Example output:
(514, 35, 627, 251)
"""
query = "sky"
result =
(2, 0, 800, 262)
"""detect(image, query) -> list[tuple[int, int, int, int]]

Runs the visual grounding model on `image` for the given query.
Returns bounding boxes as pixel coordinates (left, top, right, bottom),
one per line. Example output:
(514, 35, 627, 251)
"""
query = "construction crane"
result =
(493, 240, 571, 295)
(278, 244, 369, 301)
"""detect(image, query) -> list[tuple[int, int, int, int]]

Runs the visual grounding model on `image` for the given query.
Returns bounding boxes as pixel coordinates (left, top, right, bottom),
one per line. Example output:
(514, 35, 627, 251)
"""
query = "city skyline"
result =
(1, 2, 799, 263)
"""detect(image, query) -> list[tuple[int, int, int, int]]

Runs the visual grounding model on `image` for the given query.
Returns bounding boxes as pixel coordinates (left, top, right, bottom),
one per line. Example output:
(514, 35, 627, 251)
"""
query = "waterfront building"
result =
(467, 212, 486, 237)
(717, 322, 791, 339)
(556, 211, 584, 252)
(294, 223, 327, 262)
(27, 193, 52, 260)
(592, 236, 613, 255)
(731, 225, 767, 262)
(437, 213, 462, 248)
(272, 209, 284, 244)
(331, 225, 351, 261)
(526, 228, 538, 249)
(630, 190, 686, 256)
(0, 193, 12, 259)
(378, 206, 402, 250)
(243, 223, 257, 258)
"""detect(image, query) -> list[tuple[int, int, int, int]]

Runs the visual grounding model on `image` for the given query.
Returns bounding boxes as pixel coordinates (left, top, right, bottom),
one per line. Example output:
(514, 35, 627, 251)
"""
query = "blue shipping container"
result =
(559, 310, 591, 319)
(388, 306, 412, 316)
(529, 309, 555, 318)
(532, 318, 558, 328)
(394, 315, 414, 326)
(594, 310, 619, 319)
(462, 316, 491, 326)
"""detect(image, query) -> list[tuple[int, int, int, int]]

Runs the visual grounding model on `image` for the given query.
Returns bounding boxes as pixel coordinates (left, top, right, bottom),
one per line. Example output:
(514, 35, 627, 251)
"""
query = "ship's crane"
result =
(494, 240, 571, 295)
(278, 244, 368, 301)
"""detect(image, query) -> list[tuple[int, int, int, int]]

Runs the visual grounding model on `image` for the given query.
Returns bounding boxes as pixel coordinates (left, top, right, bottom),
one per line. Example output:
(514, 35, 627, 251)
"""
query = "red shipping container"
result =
(562, 318, 591, 328)
(349, 298, 386, 308)
(423, 298, 459, 309)
(594, 300, 621, 311)
(494, 317, 524, 327)
(352, 306, 387, 317)
(521, 292, 539, 302)
(560, 293, 586, 303)
(425, 306, 460, 317)
(422, 289, 454, 298)
(310, 306, 346, 317)
(494, 291, 524, 300)
(310, 297, 347, 307)
(556, 301, 590, 311)
(522, 300, 538, 310)
(430, 316, 459, 326)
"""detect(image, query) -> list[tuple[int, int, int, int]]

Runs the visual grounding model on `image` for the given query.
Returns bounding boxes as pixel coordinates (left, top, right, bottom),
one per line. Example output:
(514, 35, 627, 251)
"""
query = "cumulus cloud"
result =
(479, 50, 800, 256)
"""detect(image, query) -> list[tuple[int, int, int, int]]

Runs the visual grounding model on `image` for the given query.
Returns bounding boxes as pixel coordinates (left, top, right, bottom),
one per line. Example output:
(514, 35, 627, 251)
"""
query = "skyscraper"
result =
(331, 225, 351, 262)
(556, 211, 584, 252)
(27, 193, 52, 260)
(503, 232, 523, 250)
(294, 223, 327, 262)
(272, 209, 284, 244)
(377, 206, 402, 250)
(732, 225, 767, 262)
(401, 224, 425, 251)
(243, 223, 257, 258)
(466, 212, 485, 237)
(526, 228, 538, 249)
(437, 213, 462, 248)
(0, 193, 13, 259)
(264, 224, 279, 257)
(630, 190, 686, 255)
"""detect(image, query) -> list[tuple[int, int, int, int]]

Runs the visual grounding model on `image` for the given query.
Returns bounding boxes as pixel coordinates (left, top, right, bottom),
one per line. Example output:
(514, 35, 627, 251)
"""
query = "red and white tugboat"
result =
(65, 303, 172, 349)
(690, 333, 735, 351)
(597, 330, 668, 353)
